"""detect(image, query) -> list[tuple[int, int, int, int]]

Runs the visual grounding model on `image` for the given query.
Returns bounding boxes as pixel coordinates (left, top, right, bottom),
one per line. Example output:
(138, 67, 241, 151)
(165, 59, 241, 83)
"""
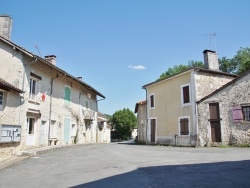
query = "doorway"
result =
(150, 119, 156, 143)
(26, 117, 36, 145)
(209, 103, 222, 142)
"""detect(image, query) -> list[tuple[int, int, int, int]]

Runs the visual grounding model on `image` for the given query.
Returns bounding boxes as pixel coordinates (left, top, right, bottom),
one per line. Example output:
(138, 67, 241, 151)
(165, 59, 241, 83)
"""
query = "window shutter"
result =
(183, 86, 190, 103)
(180, 118, 189, 135)
(232, 106, 243, 123)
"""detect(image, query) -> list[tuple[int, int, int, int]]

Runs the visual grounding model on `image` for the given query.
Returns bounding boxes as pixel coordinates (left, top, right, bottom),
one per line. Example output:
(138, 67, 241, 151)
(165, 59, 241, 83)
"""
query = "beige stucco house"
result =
(135, 100, 146, 143)
(197, 71, 250, 146)
(0, 35, 105, 157)
(142, 50, 237, 146)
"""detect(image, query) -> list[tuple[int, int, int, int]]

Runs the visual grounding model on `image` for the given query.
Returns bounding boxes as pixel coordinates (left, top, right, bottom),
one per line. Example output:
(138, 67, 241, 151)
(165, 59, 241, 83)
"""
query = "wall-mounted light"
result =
(87, 93, 91, 99)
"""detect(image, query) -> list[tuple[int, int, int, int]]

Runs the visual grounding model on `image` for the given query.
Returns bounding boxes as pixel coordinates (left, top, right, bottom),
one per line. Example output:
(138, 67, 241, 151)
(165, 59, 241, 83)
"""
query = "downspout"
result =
(48, 73, 66, 146)
(143, 87, 148, 145)
(19, 58, 37, 125)
(195, 103, 199, 147)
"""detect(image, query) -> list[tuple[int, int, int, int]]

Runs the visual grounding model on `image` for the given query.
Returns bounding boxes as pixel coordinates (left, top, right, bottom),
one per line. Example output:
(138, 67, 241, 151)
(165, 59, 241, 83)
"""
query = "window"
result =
(85, 100, 89, 108)
(181, 84, 190, 105)
(242, 106, 250, 121)
(29, 73, 42, 99)
(71, 124, 77, 136)
(0, 91, 3, 110)
(179, 117, 189, 135)
(150, 94, 155, 108)
(232, 105, 250, 122)
(50, 120, 57, 138)
(29, 78, 37, 98)
(64, 87, 71, 106)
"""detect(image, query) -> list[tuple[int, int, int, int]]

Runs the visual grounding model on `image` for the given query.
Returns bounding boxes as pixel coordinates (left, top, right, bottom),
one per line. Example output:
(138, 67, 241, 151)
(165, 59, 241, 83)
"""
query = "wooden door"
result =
(209, 103, 222, 142)
(150, 119, 156, 143)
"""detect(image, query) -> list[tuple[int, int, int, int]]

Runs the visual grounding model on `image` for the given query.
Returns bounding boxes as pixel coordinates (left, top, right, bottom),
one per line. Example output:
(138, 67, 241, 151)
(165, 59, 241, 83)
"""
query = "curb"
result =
(0, 143, 94, 170)
(0, 156, 30, 170)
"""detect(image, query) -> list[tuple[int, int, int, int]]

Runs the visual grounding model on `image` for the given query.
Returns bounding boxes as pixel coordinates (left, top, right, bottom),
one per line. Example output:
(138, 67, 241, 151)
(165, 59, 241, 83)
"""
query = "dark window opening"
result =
(182, 86, 190, 104)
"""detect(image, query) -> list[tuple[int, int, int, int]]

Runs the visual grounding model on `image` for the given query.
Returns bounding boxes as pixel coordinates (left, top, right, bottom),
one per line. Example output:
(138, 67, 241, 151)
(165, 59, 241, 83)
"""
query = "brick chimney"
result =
(203, 50, 219, 71)
(44, 55, 56, 66)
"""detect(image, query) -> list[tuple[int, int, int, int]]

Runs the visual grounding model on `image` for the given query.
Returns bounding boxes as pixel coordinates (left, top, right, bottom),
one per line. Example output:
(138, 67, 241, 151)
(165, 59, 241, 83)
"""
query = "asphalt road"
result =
(0, 142, 250, 188)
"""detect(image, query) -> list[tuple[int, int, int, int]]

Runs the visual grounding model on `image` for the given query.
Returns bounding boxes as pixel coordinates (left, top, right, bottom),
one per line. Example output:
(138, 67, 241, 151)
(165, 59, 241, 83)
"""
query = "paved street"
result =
(0, 143, 250, 188)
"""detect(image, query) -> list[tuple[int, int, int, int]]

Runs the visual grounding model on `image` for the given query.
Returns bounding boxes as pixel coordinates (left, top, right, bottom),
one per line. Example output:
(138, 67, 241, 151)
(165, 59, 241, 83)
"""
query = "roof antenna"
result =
(35, 44, 42, 57)
(206, 33, 217, 52)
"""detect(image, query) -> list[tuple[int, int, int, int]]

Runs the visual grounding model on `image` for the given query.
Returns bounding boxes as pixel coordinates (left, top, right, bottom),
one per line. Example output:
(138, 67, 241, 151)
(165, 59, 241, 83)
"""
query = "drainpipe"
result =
(143, 87, 148, 145)
(48, 73, 66, 146)
(195, 103, 199, 147)
(19, 58, 38, 125)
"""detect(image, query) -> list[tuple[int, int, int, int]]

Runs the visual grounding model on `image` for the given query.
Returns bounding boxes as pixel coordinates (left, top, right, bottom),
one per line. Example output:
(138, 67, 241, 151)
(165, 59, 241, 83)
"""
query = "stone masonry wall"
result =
(198, 73, 250, 146)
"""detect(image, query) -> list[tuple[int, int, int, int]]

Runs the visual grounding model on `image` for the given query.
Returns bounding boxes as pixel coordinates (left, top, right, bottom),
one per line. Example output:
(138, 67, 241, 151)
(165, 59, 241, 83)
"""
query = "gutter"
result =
(143, 87, 148, 145)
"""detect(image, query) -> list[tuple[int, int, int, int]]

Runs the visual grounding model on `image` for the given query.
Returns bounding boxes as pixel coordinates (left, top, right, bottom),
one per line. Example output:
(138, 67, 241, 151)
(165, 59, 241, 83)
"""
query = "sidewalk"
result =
(0, 144, 79, 170)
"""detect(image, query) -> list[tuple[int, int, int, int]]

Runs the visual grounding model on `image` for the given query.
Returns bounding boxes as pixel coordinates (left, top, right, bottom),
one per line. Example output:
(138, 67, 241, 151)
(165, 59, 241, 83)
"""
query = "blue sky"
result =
(1, 0, 250, 115)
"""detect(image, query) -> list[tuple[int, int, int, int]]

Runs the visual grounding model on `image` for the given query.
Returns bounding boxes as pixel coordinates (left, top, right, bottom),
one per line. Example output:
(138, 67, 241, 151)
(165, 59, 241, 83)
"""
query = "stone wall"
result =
(198, 73, 250, 146)
(0, 142, 20, 157)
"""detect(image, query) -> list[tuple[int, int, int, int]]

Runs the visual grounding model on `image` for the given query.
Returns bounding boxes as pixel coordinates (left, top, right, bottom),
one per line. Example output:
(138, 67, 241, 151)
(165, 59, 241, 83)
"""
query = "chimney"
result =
(203, 50, 219, 71)
(44, 55, 56, 66)
(77, 77, 82, 80)
(0, 15, 12, 40)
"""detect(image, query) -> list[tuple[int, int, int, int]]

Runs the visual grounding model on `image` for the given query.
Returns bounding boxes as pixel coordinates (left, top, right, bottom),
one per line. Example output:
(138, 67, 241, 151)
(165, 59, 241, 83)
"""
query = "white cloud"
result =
(128, 65, 146, 70)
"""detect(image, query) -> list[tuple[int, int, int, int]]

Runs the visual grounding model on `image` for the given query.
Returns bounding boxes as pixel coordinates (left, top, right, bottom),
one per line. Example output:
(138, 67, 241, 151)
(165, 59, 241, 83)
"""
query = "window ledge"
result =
(28, 98, 40, 104)
(178, 135, 190, 137)
(181, 103, 191, 107)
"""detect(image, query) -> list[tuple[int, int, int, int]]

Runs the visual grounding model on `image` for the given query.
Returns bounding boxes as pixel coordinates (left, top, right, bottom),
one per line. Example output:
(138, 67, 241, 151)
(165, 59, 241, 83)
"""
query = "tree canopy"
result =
(219, 47, 250, 75)
(158, 60, 204, 80)
(158, 47, 250, 81)
(111, 108, 137, 140)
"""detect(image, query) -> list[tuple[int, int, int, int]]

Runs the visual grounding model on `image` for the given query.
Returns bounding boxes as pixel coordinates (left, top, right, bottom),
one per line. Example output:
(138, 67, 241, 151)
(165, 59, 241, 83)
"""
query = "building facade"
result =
(134, 100, 146, 143)
(197, 71, 250, 146)
(0, 36, 105, 157)
(142, 50, 237, 146)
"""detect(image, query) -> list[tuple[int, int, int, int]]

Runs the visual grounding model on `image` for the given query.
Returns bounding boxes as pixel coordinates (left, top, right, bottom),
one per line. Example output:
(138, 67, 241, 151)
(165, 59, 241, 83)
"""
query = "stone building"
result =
(197, 71, 250, 146)
(0, 35, 105, 157)
(134, 100, 146, 143)
(97, 112, 111, 143)
(142, 50, 237, 146)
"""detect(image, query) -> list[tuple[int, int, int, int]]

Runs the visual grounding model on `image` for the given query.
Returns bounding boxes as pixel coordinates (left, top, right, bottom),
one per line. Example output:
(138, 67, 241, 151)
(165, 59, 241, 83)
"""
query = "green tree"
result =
(112, 108, 137, 140)
(234, 47, 250, 75)
(219, 47, 250, 75)
(158, 60, 204, 80)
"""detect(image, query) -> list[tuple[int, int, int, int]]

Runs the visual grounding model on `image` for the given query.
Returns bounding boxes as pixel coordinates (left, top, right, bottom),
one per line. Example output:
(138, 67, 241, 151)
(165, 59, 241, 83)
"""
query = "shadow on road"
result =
(72, 160, 250, 188)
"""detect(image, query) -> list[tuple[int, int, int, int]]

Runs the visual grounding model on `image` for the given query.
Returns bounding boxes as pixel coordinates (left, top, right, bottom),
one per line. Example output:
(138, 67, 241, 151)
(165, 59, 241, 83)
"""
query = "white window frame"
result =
(0, 90, 4, 110)
(178, 116, 190, 136)
(149, 93, 155, 109)
(29, 78, 37, 99)
(71, 123, 77, 137)
(50, 120, 57, 138)
(181, 83, 191, 106)
(27, 117, 36, 135)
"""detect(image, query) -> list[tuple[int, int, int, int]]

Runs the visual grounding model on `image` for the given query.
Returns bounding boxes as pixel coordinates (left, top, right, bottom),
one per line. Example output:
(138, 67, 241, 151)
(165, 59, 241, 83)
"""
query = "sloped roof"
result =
(197, 71, 250, 104)
(0, 35, 105, 98)
(135, 99, 146, 113)
(0, 78, 23, 93)
(142, 67, 237, 88)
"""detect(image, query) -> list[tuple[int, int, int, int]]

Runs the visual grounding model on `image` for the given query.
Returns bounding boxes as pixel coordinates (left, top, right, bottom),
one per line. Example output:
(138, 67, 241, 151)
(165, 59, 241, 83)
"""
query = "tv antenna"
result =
(206, 33, 217, 52)
(35, 44, 42, 57)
